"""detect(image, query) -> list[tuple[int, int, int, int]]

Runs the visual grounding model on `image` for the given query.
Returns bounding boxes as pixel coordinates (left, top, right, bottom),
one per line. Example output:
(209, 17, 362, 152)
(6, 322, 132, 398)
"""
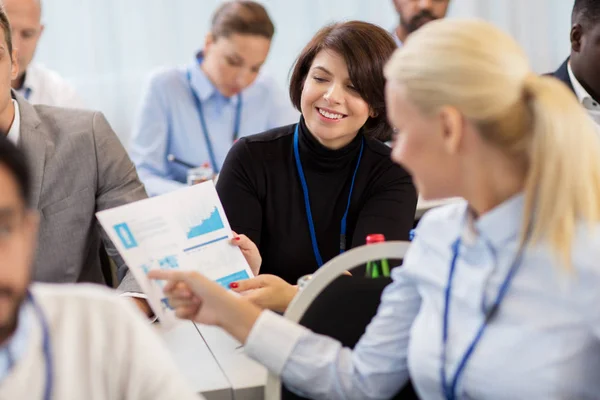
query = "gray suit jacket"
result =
(16, 93, 144, 292)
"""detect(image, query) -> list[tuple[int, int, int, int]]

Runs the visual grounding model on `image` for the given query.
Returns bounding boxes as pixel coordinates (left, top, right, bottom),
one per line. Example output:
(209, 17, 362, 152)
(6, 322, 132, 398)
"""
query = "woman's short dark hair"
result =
(289, 21, 397, 141)
(211, 1, 275, 40)
(0, 5, 13, 58)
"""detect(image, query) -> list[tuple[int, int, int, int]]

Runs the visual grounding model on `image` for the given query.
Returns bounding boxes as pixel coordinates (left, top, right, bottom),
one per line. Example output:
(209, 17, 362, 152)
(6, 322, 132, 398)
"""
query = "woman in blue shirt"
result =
(129, 1, 297, 196)
(150, 19, 600, 399)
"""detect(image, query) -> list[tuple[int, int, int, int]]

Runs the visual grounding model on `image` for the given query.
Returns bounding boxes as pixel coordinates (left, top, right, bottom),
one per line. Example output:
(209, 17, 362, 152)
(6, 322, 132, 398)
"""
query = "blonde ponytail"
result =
(522, 75, 600, 265)
(385, 18, 600, 267)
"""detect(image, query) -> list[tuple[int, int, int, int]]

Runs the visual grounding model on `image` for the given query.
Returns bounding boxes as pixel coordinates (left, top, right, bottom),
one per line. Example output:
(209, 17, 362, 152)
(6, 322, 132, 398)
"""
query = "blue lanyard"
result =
(293, 124, 364, 267)
(186, 70, 242, 174)
(27, 291, 53, 400)
(440, 237, 527, 399)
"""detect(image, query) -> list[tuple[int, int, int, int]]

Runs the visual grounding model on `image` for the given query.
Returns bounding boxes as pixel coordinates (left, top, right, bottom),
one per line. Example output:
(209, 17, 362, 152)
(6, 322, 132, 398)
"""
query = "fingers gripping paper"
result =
(96, 181, 253, 328)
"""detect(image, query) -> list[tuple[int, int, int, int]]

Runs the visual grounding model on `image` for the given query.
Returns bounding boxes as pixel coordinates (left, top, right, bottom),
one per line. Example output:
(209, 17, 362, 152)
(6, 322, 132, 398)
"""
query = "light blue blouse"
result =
(245, 194, 600, 399)
(129, 57, 298, 196)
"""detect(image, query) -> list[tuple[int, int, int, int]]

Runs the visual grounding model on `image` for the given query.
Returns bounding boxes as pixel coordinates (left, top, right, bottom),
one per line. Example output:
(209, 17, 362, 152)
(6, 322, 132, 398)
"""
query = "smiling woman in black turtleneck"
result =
(216, 21, 417, 311)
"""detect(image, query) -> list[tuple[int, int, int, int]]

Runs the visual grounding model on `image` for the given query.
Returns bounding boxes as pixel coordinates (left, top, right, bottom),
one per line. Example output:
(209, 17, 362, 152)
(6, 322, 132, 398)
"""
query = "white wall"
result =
(34, 0, 574, 143)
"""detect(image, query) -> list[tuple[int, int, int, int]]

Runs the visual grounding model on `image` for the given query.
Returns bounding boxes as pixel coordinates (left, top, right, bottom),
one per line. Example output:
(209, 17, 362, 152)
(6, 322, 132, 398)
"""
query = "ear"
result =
(369, 108, 379, 118)
(438, 106, 463, 155)
(204, 32, 215, 54)
(39, 24, 45, 38)
(570, 24, 582, 53)
(10, 49, 19, 81)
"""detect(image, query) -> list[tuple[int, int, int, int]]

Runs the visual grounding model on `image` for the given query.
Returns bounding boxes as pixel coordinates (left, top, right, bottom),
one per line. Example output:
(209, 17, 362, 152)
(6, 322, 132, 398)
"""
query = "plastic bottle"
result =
(365, 234, 390, 278)
(187, 162, 214, 185)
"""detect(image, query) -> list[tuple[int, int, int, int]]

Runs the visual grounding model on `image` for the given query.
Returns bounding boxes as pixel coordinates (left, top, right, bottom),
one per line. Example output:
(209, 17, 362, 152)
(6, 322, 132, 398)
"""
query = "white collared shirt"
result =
(15, 64, 83, 109)
(5, 99, 20, 145)
(567, 62, 600, 127)
(0, 284, 201, 399)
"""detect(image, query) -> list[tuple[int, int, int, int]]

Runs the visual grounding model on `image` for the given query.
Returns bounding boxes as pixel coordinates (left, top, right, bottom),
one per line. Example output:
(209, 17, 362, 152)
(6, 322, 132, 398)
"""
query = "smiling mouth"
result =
(316, 107, 347, 121)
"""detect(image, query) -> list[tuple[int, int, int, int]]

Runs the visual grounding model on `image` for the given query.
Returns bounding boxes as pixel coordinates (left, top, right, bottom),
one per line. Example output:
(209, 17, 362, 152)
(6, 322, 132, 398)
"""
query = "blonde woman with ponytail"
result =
(147, 19, 600, 400)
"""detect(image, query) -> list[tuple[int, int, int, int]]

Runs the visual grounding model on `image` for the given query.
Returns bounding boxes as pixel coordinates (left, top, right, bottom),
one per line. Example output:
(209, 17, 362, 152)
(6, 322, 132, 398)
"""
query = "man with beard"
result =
(391, 0, 451, 47)
(0, 136, 200, 398)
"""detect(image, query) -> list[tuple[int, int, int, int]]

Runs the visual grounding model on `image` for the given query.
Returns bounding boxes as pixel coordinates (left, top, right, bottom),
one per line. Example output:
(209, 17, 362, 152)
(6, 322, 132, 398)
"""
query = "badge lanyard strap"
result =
(440, 235, 529, 400)
(186, 70, 242, 174)
(293, 123, 364, 267)
(27, 291, 53, 400)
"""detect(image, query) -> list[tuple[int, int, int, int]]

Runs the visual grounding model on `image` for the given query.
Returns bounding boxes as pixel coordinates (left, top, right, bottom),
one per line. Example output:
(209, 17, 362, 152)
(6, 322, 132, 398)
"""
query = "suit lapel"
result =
(15, 93, 50, 210)
(553, 58, 575, 94)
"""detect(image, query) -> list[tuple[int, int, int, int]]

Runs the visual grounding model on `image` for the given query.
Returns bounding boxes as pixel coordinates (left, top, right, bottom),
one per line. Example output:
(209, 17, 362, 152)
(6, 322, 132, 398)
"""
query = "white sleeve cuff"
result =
(244, 310, 309, 374)
(120, 292, 158, 323)
(120, 292, 146, 299)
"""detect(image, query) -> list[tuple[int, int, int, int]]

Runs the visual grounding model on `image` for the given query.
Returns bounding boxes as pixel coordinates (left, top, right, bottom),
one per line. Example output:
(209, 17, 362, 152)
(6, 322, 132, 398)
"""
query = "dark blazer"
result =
(550, 58, 575, 93)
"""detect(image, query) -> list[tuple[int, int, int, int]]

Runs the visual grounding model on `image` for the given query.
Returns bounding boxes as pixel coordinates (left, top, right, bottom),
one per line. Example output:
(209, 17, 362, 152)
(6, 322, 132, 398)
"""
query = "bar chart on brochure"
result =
(96, 181, 253, 328)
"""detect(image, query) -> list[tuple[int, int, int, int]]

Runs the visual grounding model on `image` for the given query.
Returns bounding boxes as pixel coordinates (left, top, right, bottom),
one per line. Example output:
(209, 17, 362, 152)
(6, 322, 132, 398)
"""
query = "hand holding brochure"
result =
(96, 181, 253, 328)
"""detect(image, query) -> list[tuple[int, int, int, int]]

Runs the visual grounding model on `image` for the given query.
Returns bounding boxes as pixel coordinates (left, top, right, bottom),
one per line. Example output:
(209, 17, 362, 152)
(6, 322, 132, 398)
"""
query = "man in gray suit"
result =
(0, 7, 150, 314)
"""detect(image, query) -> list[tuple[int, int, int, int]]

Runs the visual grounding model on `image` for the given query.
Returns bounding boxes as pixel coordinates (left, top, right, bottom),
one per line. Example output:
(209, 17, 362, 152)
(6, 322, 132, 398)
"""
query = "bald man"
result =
(4, 0, 82, 108)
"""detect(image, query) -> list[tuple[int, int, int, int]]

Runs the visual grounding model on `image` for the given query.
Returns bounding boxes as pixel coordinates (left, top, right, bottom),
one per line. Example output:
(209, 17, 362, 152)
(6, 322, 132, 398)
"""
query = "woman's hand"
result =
(147, 270, 261, 343)
(231, 232, 261, 276)
(229, 274, 299, 313)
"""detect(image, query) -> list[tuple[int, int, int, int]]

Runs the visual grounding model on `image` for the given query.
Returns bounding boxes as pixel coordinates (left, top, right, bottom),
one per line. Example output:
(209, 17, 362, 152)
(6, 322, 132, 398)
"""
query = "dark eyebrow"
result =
(227, 52, 243, 63)
(311, 66, 333, 75)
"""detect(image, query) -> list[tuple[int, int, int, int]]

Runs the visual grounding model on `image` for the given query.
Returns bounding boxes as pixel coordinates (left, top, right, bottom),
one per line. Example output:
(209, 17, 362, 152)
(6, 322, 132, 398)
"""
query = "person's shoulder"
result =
(30, 106, 121, 155)
(556, 222, 600, 305)
(243, 72, 282, 99)
(31, 283, 130, 318)
(30, 284, 155, 356)
(32, 282, 120, 300)
(145, 65, 186, 88)
(26, 64, 82, 107)
(364, 135, 392, 157)
(361, 135, 413, 181)
(242, 123, 295, 143)
(27, 100, 102, 133)
(572, 223, 600, 273)
(27, 64, 74, 90)
(415, 200, 467, 241)
(223, 124, 295, 172)
(544, 58, 570, 82)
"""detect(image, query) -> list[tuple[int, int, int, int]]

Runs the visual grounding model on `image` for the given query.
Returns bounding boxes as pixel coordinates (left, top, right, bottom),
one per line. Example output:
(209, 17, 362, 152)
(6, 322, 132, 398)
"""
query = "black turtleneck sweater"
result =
(216, 120, 417, 284)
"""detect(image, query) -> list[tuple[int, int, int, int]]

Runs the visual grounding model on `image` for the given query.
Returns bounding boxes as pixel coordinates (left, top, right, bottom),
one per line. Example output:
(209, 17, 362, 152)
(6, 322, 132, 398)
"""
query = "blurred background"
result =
(36, 0, 574, 143)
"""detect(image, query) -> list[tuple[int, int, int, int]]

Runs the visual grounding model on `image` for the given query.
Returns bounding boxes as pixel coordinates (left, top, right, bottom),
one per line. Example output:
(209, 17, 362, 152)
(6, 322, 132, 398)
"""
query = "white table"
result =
(160, 322, 233, 399)
(161, 321, 266, 399)
(196, 324, 267, 399)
